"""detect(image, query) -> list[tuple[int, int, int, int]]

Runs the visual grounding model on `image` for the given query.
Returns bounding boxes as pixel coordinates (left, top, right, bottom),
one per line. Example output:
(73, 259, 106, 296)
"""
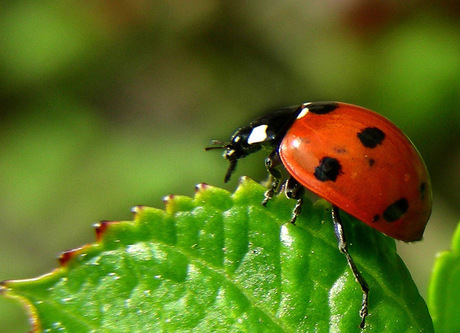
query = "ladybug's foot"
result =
(359, 299, 368, 329)
(285, 177, 305, 225)
(262, 176, 278, 206)
(289, 197, 303, 225)
(262, 153, 282, 206)
(262, 189, 274, 206)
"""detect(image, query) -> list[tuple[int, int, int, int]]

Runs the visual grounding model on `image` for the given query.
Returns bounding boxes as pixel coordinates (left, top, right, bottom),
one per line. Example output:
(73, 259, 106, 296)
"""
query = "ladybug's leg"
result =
(262, 150, 283, 206)
(285, 176, 305, 225)
(331, 206, 369, 329)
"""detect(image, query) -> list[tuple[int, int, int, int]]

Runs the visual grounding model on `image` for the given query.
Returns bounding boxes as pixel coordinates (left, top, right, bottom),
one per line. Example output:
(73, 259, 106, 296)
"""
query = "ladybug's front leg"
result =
(262, 150, 283, 206)
(284, 176, 305, 225)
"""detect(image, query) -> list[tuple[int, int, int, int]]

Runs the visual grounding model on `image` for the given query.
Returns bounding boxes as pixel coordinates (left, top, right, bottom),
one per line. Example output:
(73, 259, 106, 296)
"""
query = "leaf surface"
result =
(1, 177, 433, 332)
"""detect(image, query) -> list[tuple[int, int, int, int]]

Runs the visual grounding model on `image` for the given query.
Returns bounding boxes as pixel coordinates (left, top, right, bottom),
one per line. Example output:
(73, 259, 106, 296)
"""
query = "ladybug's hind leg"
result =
(331, 206, 369, 329)
(285, 176, 305, 225)
(262, 150, 283, 206)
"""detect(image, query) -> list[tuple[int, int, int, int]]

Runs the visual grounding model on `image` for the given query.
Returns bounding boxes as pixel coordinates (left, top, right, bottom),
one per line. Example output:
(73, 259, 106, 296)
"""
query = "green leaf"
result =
(428, 221, 460, 333)
(1, 177, 432, 332)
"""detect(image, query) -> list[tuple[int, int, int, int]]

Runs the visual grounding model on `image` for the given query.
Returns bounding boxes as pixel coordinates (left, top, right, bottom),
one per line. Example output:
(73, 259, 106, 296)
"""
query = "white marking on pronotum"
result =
(297, 104, 310, 119)
(247, 124, 269, 144)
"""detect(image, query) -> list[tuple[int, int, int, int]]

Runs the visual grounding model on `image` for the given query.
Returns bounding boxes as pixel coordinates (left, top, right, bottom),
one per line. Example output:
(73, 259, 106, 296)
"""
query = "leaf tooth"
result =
(130, 205, 145, 215)
(94, 220, 119, 241)
(195, 183, 210, 192)
(238, 175, 251, 185)
(58, 246, 88, 267)
(163, 194, 176, 205)
(194, 183, 233, 211)
(163, 194, 177, 215)
(163, 193, 196, 215)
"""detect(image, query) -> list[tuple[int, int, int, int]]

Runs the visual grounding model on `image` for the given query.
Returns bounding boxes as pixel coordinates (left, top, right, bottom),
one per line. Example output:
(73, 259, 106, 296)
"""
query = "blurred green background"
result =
(1, 1, 459, 331)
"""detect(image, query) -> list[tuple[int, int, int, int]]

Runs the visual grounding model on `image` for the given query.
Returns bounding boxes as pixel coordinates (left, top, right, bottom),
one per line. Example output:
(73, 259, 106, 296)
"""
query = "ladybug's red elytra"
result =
(206, 101, 432, 329)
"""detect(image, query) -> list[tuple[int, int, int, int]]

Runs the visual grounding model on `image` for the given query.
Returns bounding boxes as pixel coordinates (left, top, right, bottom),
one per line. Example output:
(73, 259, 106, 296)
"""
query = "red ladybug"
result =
(206, 101, 432, 328)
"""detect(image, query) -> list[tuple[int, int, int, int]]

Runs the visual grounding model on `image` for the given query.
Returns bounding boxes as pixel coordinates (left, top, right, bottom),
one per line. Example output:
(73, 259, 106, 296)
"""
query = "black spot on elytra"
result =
(314, 157, 342, 182)
(383, 198, 409, 222)
(306, 102, 339, 115)
(372, 214, 380, 222)
(419, 182, 426, 200)
(357, 127, 385, 148)
(368, 158, 375, 167)
(420, 182, 426, 193)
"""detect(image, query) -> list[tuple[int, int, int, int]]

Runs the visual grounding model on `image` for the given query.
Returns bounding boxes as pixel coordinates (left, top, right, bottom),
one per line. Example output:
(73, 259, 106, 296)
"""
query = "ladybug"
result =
(206, 101, 432, 328)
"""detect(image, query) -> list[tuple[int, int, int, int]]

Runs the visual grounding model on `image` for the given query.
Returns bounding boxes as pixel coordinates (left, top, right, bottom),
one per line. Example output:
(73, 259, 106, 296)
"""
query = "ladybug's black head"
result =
(205, 125, 263, 183)
(206, 105, 302, 183)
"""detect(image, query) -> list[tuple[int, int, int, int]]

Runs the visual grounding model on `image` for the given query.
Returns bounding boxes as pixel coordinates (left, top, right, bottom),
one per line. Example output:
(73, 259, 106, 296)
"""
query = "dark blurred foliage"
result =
(0, 1, 459, 331)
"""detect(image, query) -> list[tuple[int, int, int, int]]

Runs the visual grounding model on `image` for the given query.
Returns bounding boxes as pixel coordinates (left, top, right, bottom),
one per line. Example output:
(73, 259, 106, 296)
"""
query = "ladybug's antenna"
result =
(204, 140, 228, 151)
